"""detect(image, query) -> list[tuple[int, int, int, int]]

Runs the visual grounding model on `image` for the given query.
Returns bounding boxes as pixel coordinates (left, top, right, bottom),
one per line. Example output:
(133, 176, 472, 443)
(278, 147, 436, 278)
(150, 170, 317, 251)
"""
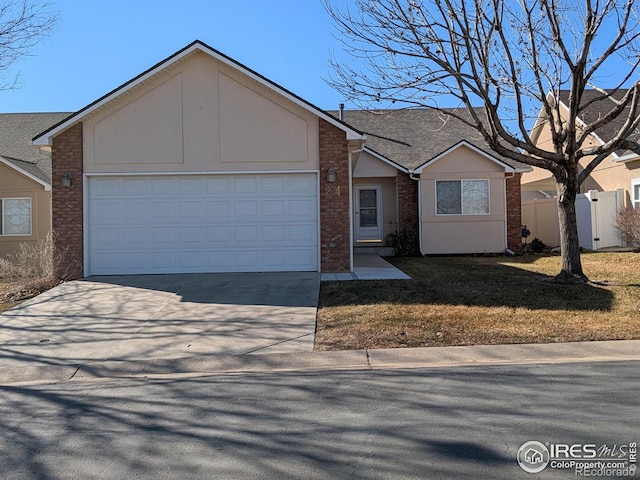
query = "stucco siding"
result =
(0, 164, 51, 257)
(419, 146, 507, 254)
(83, 51, 319, 174)
(353, 151, 398, 177)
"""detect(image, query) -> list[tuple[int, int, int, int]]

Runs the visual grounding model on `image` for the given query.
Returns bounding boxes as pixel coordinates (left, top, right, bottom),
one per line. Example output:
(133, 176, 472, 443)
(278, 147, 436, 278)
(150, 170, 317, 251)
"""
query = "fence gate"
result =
(521, 189, 624, 250)
(585, 189, 625, 250)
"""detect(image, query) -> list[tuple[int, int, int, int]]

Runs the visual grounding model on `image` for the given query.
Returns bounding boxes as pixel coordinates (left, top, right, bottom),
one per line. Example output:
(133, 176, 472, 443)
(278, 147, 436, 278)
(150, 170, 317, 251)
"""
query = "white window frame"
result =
(435, 179, 490, 216)
(0, 197, 33, 236)
(632, 178, 640, 209)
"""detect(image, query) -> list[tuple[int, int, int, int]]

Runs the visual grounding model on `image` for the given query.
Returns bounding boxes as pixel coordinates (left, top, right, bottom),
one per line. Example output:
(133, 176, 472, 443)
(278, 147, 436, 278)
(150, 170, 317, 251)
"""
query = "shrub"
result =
(615, 208, 640, 249)
(0, 233, 53, 280)
(388, 228, 420, 257)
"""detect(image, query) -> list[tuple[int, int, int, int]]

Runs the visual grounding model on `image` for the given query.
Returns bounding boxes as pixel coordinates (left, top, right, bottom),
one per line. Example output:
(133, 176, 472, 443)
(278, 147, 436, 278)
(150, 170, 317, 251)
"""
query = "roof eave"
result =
(413, 140, 517, 174)
(362, 146, 409, 173)
(0, 156, 51, 190)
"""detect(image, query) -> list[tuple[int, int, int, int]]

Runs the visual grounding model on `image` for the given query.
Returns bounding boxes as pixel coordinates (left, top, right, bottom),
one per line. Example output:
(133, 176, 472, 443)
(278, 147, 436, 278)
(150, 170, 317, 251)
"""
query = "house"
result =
(334, 109, 531, 256)
(32, 40, 529, 279)
(523, 89, 640, 208)
(0, 113, 70, 257)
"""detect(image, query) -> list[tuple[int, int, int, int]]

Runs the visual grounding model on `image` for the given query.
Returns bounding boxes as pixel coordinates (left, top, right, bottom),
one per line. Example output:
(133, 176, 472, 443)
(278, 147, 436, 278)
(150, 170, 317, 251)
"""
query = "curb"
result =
(2, 339, 640, 386)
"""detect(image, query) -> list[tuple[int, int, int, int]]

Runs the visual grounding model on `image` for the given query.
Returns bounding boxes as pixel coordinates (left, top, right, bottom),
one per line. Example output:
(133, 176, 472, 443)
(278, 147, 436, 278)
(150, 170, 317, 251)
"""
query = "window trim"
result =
(0, 197, 33, 236)
(435, 179, 491, 216)
(632, 178, 640, 209)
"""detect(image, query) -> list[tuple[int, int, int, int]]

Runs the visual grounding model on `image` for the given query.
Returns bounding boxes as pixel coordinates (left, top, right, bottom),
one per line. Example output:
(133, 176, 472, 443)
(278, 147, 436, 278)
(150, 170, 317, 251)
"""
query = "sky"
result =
(0, 0, 350, 113)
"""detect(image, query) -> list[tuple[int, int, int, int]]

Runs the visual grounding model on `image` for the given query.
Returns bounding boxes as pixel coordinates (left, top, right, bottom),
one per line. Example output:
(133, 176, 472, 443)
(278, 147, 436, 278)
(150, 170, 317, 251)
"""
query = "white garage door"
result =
(88, 173, 318, 275)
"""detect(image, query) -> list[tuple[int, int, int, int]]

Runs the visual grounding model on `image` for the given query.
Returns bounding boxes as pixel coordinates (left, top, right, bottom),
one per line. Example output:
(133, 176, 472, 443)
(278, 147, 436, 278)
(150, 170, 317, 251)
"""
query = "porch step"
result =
(354, 246, 395, 257)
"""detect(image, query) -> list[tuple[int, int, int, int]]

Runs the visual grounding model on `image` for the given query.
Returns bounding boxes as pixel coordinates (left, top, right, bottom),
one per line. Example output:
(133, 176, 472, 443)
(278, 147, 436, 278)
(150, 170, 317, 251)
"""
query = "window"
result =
(633, 179, 640, 209)
(436, 180, 489, 215)
(0, 198, 32, 235)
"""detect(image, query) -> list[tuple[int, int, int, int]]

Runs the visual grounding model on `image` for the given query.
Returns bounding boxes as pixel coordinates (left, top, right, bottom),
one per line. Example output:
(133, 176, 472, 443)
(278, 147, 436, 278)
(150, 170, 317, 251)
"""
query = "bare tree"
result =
(324, 0, 640, 283)
(0, 0, 57, 90)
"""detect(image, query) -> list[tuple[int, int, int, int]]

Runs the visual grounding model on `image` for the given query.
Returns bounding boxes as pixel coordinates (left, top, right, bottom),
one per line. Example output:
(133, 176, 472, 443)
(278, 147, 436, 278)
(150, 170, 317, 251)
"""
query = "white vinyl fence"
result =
(522, 189, 624, 250)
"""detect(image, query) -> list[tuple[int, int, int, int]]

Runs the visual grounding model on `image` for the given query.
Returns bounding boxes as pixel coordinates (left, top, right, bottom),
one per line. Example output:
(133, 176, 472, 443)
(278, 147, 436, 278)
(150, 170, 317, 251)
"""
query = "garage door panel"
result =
(233, 177, 259, 194)
(288, 224, 316, 242)
(89, 174, 318, 274)
(149, 202, 175, 221)
(261, 176, 286, 193)
(233, 200, 258, 218)
(207, 226, 232, 243)
(93, 202, 120, 224)
(151, 227, 178, 245)
(150, 178, 175, 194)
(151, 252, 177, 270)
(288, 198, 316, 217)
(122, 203, 147, 221)
(93, 227, 120, 247)
(178, 178, 204, 194)
(288, 175, 317, 193)
(261, 200, 285, 217)
(123, 178, 148, 195)
(92, 178, 121, 195)
(206, 177, 231, 194)
(207, 201, 231, 218)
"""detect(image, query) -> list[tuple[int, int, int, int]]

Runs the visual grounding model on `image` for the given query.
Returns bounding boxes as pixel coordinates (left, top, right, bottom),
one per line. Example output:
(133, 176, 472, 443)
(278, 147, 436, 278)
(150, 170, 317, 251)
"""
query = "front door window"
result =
(355, 186, 382, 241)
(359, 189, 378, 227)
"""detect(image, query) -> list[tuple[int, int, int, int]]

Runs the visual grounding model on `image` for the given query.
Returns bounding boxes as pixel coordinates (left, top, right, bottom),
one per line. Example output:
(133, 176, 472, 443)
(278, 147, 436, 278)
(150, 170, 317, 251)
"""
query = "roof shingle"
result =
(331, 108, 531, 172)
(0, 112, 71, 183)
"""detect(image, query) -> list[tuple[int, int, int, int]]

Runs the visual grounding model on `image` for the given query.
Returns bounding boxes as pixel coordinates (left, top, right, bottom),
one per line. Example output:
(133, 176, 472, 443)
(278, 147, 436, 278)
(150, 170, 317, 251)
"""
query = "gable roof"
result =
(413, 140, 516, 173)
(32, 40, 365, 146)
(0, 112, 71, 185)
(332, 108, 531, 172)
(556, 89, 640, 158)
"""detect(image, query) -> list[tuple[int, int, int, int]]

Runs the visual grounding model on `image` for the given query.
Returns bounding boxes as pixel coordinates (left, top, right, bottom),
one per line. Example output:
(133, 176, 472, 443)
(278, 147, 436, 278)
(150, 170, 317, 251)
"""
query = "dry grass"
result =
(0, 234, 61, 313)
(315, 252, 640, 350)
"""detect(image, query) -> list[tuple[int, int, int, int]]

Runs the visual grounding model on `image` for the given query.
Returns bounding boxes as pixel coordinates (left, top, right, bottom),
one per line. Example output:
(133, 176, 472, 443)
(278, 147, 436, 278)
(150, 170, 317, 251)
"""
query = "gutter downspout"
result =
(408, 170, 426, 256)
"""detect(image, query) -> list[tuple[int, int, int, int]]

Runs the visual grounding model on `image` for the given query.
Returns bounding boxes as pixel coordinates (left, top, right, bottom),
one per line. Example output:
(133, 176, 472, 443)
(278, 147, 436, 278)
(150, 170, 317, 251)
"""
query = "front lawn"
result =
(315, 252, 640, 350)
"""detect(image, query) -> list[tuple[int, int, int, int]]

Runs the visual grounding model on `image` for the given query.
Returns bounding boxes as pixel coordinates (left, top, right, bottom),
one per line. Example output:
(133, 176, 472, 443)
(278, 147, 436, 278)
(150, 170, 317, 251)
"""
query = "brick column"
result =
(319, 119, 350, 272)
(51, 123, 84, 279)
(506, 172, 523, 253)
(397, 171, 419, 232)
(396, 171, 420, 255)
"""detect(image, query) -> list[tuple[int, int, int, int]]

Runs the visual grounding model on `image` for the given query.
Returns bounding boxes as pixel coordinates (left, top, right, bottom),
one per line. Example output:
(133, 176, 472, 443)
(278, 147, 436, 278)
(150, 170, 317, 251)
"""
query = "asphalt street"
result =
(1, 360, 638, 479)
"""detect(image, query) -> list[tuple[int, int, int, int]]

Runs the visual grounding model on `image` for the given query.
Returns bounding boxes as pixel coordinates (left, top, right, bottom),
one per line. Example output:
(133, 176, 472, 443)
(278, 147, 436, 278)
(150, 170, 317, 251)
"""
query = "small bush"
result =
(389, 228, 420, 257)
(0, 233, 53, 280)
(615, 208, 640, 249)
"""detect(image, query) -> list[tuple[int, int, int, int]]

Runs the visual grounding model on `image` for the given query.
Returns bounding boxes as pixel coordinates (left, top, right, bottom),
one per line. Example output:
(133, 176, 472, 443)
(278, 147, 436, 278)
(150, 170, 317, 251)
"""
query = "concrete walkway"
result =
(3, 337, 640, 385)
(321, 255, 411, 281)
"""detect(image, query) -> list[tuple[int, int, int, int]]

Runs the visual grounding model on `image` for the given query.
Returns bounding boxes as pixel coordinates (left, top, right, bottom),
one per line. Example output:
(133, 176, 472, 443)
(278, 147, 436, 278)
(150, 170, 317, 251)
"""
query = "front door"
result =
(355, 185, 383, 242)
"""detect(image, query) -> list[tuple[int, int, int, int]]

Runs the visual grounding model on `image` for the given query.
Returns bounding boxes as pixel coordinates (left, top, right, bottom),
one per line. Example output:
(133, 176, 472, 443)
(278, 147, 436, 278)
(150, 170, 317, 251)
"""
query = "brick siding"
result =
(319, 119, 351, 272)
(51, 123, 84, 279)
(397, 171, 419, 232)
(506, 172, 523, 252)
(396, 171, 420, 255)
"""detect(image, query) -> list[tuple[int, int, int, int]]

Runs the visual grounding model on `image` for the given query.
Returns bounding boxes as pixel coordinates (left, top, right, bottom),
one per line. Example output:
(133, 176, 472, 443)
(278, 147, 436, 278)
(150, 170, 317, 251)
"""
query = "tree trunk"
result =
(554, 180, 589, 284)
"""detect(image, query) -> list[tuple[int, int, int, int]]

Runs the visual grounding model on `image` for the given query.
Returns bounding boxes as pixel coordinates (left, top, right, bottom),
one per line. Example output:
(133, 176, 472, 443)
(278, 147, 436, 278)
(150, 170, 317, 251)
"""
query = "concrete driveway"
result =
(0, 272, 319, 375)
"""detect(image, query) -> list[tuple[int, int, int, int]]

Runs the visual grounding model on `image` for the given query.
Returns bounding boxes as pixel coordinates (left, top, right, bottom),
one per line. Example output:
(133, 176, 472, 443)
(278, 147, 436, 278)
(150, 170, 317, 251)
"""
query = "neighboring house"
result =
(523, 89, 640, 207)
(31, 40, 529, 279)
(0, 113, 70, 257)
